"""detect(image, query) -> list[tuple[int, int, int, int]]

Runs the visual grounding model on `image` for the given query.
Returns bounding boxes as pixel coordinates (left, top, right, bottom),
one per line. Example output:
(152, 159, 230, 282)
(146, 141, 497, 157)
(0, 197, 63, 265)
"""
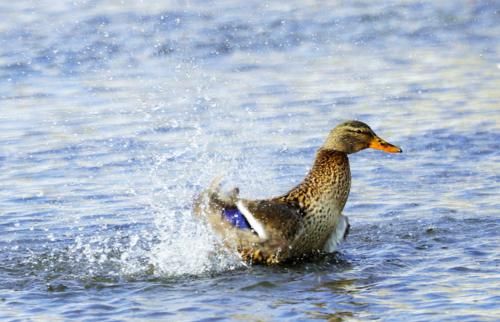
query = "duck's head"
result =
(323, 120, 402, 154)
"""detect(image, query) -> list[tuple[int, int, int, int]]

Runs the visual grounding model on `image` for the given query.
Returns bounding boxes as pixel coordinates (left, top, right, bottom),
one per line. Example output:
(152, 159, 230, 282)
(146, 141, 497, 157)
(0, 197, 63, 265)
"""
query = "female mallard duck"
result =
(194, 120, 402, 264)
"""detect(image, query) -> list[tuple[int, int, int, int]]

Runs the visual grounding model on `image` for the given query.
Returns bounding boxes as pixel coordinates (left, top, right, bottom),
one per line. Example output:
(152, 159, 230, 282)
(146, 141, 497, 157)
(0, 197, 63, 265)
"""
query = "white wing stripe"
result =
(236, 200, 268, 240)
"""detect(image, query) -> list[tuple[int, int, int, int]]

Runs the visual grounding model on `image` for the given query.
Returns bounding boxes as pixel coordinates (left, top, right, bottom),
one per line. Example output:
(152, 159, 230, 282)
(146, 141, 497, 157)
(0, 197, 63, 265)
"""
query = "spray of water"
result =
(19, 66, 269, 282)
(66, 121, 249, 280)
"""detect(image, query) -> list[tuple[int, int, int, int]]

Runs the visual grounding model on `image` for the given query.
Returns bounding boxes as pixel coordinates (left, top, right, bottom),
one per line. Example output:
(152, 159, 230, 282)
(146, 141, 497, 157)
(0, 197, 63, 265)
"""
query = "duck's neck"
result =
(280, 149, 351, 212)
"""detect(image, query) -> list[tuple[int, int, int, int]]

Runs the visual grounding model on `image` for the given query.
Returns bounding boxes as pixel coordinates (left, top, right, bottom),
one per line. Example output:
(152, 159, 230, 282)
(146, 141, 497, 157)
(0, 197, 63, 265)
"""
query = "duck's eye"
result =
(347, 128, 368, 134)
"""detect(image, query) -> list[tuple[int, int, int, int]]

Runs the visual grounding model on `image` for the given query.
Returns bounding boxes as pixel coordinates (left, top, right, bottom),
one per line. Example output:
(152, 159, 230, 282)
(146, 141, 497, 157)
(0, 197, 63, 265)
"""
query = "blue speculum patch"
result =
(222, 208, 251, 229)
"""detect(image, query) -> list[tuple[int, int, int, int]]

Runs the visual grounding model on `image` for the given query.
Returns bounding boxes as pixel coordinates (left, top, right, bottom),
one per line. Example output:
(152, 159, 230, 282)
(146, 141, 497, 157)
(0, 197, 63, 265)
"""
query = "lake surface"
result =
(1, 0, 499, 321)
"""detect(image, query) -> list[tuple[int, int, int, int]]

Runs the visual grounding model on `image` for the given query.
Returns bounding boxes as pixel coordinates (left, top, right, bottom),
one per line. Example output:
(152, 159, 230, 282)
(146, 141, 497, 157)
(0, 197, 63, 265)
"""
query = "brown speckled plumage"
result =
(275, 149, 350, 258)
(193, 120, 402, 265)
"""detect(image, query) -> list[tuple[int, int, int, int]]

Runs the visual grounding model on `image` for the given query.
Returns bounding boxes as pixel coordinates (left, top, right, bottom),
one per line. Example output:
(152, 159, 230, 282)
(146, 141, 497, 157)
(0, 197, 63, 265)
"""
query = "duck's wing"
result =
(322, 214, 349, 253)
(194, 185, 303, 242)
(193, 179, 244, 239)
(193, 180, 305, 263)
(236, 199, 304, 242)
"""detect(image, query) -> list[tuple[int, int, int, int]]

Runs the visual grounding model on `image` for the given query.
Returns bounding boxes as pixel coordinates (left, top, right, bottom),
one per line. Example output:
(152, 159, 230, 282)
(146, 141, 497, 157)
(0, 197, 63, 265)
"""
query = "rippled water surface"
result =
(1, 0, 499, 321)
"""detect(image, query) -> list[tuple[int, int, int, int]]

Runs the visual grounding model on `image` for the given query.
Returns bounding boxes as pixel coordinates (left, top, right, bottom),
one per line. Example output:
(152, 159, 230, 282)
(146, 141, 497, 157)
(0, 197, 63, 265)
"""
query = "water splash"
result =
(148, 208, 242, 277)
(11, 113, 250, 282)
(144, 120, 245, 277)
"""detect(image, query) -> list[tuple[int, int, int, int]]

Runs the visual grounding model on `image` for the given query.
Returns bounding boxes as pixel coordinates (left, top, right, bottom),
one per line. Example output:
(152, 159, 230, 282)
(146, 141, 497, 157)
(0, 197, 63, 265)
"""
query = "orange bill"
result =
(369, 136, 402, 153)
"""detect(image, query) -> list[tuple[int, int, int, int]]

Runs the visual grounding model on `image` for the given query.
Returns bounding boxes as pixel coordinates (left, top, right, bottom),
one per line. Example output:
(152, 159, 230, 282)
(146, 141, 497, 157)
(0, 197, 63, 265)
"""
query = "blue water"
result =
(1, 0, 499, 320)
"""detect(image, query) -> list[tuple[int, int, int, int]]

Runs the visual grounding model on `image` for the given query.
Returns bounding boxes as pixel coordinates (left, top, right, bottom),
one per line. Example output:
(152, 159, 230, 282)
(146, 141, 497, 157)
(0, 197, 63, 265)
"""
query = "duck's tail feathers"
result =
(207, 177, 240, 208)
(193, 178, 261, 250)
(193, 176, 240, 217)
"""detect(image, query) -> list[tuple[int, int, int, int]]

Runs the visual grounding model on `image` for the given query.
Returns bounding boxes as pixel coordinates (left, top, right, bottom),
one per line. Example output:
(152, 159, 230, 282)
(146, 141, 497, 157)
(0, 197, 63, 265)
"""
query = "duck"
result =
(193, 120, 402, 265)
